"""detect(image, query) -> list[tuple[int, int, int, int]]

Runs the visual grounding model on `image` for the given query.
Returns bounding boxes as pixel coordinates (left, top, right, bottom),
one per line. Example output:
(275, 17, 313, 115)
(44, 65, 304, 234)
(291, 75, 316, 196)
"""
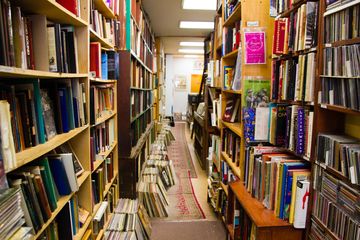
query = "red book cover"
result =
(56, 0, 78, 16)
(272, 18, 287, 55)
(90, 42, 101, 78)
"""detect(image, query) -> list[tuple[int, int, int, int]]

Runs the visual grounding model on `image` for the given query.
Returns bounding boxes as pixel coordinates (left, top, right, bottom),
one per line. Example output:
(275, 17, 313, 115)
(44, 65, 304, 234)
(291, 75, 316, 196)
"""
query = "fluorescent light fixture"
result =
(179, 21, 214, 29)
(178, 48, 204, 54)
(180, 41, 204, 47)
(182, 0, 216, 10)
(184, 55, 203, 58)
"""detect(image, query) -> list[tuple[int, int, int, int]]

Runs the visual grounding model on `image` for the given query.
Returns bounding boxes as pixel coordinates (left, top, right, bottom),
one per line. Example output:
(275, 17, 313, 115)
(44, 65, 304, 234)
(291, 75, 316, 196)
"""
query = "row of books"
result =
(243, 104, 314, 157)
(243, 146, 310, 228)
(90, 2, 121, 47)
(207, 170, 222, 211)
(90, 42, 120, 80)
(324, 3, 360, 43)
(0, 2, 79, 73)
(131, 90, 153, 119)
(232, 204, 256, 240)
(316, 134, 360, 185)
(272, 2, 319, 55)
(271, 52, 316, 102)
(105, 200, 151, 240)
(320, 77, 360, 111)
(271, 0, 303, 15)
(208, 87, 222, 128)
(222, 20, 241, 56)
(90, 84, 115, 125)
(224, 0, 240, 20)
(131, 109, 152, 148)
(0, 188, 32, 239)
(222, 129, 241, 166)
(56, 0, 81, 17)
(323, 45, 360, 77)
(131, 60, 153, 89)
(223, 97, 241, 123)
(221, 160, 239, 185)
(325, 0, 355, 10)
(0, 79, 87, 155)
(90, 118, 116, 163)
(311, 165, 360, 239)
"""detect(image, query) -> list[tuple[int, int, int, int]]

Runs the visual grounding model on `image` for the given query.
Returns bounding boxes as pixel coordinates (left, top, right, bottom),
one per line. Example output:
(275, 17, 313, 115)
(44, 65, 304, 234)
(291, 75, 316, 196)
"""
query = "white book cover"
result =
(293, 180, 310, 229)
(255, 107, 270, 141)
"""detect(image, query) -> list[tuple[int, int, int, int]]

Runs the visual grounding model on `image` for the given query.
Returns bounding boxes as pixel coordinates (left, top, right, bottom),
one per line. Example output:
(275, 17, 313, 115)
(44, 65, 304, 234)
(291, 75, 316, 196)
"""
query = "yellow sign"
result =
(190, 74, 202, 93)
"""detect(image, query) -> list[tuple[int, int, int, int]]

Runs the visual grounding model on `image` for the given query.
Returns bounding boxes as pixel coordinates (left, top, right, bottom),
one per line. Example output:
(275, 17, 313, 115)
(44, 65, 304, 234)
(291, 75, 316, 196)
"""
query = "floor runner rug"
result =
(168, 122, 197, 178)
(165, 171, 205, 220)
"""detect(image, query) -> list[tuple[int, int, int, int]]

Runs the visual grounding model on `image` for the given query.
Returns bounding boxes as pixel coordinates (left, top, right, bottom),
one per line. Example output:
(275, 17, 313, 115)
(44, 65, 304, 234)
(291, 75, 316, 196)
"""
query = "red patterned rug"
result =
(168, 122, 197, 178)
(162, 123, 205, 220)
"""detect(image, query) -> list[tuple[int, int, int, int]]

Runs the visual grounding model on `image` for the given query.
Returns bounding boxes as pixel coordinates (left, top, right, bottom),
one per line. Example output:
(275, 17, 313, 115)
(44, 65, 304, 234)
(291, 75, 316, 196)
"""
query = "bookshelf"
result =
(117, 0, 156, 199)
(308, 0, 360, 239)
(154, 38, 166, 131)
(0, 0, 120, 239)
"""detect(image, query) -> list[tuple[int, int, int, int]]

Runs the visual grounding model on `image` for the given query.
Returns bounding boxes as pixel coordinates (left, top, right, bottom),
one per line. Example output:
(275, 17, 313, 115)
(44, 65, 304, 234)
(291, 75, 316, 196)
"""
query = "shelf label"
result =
(246, 21, 259, 27)
(0, 66, 14, 72)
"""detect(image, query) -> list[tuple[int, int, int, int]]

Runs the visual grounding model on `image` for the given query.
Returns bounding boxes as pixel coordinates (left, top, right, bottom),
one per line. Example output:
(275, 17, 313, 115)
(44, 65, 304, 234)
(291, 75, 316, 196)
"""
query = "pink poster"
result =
(244, 31, 266, 64)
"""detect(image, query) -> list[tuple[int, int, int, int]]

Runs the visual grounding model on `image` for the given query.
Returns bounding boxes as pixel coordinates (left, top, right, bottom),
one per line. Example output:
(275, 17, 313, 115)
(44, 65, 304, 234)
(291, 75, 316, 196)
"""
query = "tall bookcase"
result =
(308, 0, 360, 239)
(154, 37, 166, 133)
(117, 0, 156, 199)
(0, 0, 120, 239)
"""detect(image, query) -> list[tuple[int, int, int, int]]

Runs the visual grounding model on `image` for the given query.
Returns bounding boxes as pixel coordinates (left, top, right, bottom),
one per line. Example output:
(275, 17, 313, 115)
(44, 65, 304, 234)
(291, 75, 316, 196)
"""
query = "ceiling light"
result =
(180, 42, 204, 47)
(178, 48, 204, 54)
(182, 0, 216, 10)
(184, 55, 203, 58)
(179, 21, 214, 29)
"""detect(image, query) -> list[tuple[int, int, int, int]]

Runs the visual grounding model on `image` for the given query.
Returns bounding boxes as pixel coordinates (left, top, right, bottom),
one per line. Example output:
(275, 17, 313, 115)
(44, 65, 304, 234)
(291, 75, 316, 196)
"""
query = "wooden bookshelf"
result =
(117, 1, 156, 197)
(0, 0, 120, 238)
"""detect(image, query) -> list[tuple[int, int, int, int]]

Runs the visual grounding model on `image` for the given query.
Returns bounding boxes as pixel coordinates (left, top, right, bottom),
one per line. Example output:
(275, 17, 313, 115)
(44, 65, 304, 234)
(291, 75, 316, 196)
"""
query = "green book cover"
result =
(37, 158, 58, 211)
(242, 78, 270, 108)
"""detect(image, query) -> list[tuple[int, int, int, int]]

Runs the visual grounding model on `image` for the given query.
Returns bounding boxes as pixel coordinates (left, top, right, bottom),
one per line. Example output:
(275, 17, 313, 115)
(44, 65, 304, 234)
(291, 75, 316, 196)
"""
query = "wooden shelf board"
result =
(103, 173, 118, 197)
(74, 215, 93, 240)
(13, 0, 87, 27)
(221, 121, 242, 137)
(32, 194, 74, 239)
(324, 37, 360, 48)
(229, 181, 292, 228)
(92, 111, 117, 127)
(319, 75, 360, 79)
(78, 171, 91, 187)
(90, 78, 117, 83)
(312, 216, 340, 240)
(220, 181, 229, 196)
(324, 0, 360, 17)
(93, 0, 116, 18)
(315, 162, 360, 190)
(319, 104, 360, 115)
(0, 65, 88, 78)
(130, 122, 155, 158)
(282, 148, 310, 162)
(131, 105, 153, 123)
(221, 152, 241, 179)
(92, 141, 118, 173)
(272, 99, 314, 106)
(130, 87, 153, 91)
(223, 3, 241, 27)
(130, 50, 153, 74)
(9, 125, 89, 173)
(279, 0, 307, 18)
(90, 29, 115, 49)
(222, 89, 242, 95)
(222, 49, 239, 60)
(272, 47, 317, 60)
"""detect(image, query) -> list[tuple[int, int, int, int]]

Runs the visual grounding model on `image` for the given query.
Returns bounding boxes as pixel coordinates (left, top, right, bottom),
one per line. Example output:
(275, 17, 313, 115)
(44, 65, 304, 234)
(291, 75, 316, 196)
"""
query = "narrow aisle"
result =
(151, 122, 226, 240)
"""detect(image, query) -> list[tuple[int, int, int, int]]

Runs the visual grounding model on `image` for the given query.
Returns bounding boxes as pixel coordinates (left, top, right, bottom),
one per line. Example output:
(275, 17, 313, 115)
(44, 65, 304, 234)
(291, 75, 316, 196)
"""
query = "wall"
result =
(165, 55, 203, 116)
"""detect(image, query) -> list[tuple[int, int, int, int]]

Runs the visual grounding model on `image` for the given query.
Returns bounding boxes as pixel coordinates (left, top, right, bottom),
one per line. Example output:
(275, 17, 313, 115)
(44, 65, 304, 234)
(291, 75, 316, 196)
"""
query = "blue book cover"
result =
(279, 162, 308, 219)
(296, 107, 305, 155)
(69, 198, 76, 235)
(48, 157, 71, 195)
(283, 173, 293, 220)
(243, 107, 255, 143)
(101, 52, 108, 80)
(58, 88, 70, 133)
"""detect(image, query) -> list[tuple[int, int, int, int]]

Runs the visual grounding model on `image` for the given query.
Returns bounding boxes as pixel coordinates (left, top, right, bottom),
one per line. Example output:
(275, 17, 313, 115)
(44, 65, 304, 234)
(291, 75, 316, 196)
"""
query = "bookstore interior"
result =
(0, 0, 359, 239)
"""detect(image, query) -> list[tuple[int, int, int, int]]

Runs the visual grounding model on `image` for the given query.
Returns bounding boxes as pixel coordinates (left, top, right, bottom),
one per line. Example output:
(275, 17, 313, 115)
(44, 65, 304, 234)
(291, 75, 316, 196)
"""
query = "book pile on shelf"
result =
(243, 145, 311, 228)
(0, 78, 87, 158)
(90, 42, 120, 80)
(90, 84, 115, 124)
(224, 0, 240, 20)
(137, 127, 176, 218)
(207, 169, 223, 212)
(222, 97, 241, 123)
(208, 87, 222, 128)
(0, 1, 79, 73)
(223, 49, 242, 91)
(222, 19, 241, 56)
(105, 199, 152, 240)
(243, 103, 314, 159)
(89, 0, 121, 47)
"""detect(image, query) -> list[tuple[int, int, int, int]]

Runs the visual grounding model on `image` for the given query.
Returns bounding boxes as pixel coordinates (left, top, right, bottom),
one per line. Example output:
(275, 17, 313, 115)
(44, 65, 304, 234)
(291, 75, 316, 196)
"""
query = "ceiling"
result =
(142, 0, 217, 54)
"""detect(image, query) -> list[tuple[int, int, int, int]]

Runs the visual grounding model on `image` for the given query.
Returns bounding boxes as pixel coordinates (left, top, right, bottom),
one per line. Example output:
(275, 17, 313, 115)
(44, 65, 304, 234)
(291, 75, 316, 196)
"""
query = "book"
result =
(289, 171, 310, 224)
(0, 101, 16, 171)
(56, 0, 78, 16)
(293, 180, 309, 229)
(90, 42, 101, 78)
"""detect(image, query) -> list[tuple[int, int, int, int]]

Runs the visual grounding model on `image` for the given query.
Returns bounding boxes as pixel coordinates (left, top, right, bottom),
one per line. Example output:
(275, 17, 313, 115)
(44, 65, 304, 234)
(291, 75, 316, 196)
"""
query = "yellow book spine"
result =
(274, 163, 283, 217)
(289, 172, 310, 224)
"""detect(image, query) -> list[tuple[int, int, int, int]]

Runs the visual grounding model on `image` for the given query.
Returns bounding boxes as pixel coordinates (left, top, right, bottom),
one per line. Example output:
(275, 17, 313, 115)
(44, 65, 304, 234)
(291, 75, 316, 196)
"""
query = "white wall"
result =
(165, 55, 203, 116)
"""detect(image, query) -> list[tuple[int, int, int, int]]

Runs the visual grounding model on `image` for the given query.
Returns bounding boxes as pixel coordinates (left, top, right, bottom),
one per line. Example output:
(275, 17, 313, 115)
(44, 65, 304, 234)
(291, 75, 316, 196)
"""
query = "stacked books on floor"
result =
(243, 145, 311, 228)
(105, 199, 152, 240)
(137, 126, 176, 218)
